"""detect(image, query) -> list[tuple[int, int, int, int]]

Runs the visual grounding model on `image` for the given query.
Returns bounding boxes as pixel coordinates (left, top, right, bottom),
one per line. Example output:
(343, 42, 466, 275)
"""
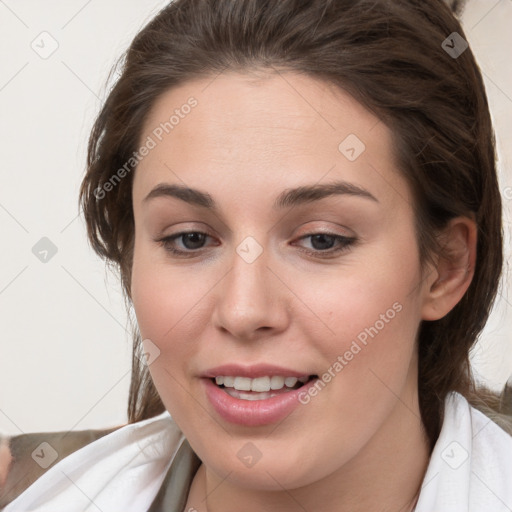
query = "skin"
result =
(130, 70, 476, 512)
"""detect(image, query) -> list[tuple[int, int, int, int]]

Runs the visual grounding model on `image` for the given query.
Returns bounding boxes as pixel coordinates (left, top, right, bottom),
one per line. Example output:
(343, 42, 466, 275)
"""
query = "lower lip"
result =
(202, 378, 318, 426)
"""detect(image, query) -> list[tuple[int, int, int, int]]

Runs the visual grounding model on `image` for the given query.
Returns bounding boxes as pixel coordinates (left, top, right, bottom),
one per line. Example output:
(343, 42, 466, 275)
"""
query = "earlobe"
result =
(421, 216, 477, 321)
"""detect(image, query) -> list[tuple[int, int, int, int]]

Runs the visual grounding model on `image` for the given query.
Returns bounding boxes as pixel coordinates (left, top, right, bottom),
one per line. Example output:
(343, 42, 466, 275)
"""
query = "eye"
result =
(155, 230, 356, 259)
(293, 232, 356, 257)
(155, 231, 214, 256)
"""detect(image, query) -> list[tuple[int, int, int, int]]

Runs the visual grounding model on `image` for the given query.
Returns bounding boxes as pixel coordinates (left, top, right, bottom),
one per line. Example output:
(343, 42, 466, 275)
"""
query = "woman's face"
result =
(130, 71, 435, 490)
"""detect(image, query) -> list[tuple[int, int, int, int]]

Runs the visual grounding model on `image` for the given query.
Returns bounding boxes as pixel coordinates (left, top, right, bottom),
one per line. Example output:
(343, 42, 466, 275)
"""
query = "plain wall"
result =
(0, 0, 511, 435)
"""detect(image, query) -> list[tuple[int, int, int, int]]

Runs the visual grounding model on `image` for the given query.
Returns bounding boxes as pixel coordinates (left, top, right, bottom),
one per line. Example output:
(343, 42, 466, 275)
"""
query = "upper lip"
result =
(201, 363, 314, 379)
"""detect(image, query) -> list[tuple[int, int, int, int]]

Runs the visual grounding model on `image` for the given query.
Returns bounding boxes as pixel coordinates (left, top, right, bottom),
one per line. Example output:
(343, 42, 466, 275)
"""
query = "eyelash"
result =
(154, 231, 356, 259)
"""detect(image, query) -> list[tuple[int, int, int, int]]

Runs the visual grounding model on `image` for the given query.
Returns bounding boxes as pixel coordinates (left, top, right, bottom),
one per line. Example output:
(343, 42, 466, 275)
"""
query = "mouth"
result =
(211, 374, 318, 401)
(203, 372, 320, 426)
(201, 364, 321, 425)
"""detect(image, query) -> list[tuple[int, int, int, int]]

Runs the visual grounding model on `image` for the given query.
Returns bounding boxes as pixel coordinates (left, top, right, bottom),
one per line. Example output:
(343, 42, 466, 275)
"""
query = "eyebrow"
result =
(143, 180, 379, 210)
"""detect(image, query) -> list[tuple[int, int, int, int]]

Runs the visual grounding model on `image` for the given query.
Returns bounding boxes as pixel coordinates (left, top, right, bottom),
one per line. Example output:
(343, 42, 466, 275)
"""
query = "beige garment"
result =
(0, 426, 120, 509)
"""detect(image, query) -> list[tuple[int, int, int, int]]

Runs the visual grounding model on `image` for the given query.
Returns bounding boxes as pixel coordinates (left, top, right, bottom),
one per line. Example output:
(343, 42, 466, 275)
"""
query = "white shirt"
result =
(3, 391, 512, 512)
(415, 392, 512, 511)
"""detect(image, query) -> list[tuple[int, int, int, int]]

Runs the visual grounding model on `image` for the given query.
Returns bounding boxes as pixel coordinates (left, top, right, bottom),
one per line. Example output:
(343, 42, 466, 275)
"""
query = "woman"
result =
(1, 0, 511, 511)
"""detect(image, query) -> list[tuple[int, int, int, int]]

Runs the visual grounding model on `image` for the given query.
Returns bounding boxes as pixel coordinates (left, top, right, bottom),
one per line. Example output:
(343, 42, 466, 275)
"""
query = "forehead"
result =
(133, 71, 412, 212)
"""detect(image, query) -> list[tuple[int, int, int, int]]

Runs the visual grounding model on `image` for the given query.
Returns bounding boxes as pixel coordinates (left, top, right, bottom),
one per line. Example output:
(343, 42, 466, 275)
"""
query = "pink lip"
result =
(201, 363, 311, 379)
(202, 376, 318, 427)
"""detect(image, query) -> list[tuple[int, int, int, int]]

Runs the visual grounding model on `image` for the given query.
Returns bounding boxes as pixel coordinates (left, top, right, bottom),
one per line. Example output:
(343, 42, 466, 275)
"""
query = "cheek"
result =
(131, 242, 207, 342)
(291, 273, 422, 461)
(302, 244, 423, 399)
(130, 244, 217, 408)
(308, 257, 421, 352)
(130, 251, 199, 420)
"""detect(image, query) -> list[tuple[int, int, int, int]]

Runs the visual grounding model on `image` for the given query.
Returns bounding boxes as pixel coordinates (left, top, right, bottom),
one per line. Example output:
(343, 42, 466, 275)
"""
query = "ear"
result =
(421, 216, 477, 321)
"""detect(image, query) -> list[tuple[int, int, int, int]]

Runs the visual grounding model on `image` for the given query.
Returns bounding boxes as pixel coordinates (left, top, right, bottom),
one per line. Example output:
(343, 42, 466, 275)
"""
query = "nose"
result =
(211, 240, 289, 341)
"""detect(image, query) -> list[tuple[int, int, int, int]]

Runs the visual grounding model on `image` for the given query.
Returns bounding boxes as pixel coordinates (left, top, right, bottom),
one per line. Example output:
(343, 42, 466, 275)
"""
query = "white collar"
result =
(415, 391, 512, 511)
(3, 409, 181, 512)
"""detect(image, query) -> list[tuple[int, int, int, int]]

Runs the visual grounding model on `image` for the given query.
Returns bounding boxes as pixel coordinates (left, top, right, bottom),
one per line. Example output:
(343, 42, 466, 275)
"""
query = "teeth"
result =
(233, 377, 252, 391)
(251, 376, 270, 392)
(224, 389, 276, 400)
(215, 375, 308, 392)
(223, 376, 235, 387)
(284, 377, 298, 387)
(270, 376, 285, 390)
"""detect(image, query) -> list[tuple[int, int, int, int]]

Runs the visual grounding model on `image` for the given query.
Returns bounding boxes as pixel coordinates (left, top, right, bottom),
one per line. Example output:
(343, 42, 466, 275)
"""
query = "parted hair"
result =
(79, 0, 510, 450)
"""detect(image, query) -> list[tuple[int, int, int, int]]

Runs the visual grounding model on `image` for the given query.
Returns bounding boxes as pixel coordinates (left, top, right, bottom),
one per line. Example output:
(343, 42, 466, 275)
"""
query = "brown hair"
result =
(79, 0, 509, 449)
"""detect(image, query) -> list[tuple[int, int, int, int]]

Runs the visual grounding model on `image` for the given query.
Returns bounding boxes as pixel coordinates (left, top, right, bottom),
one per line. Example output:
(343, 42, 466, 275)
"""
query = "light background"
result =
(0, 0, 511, 435)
